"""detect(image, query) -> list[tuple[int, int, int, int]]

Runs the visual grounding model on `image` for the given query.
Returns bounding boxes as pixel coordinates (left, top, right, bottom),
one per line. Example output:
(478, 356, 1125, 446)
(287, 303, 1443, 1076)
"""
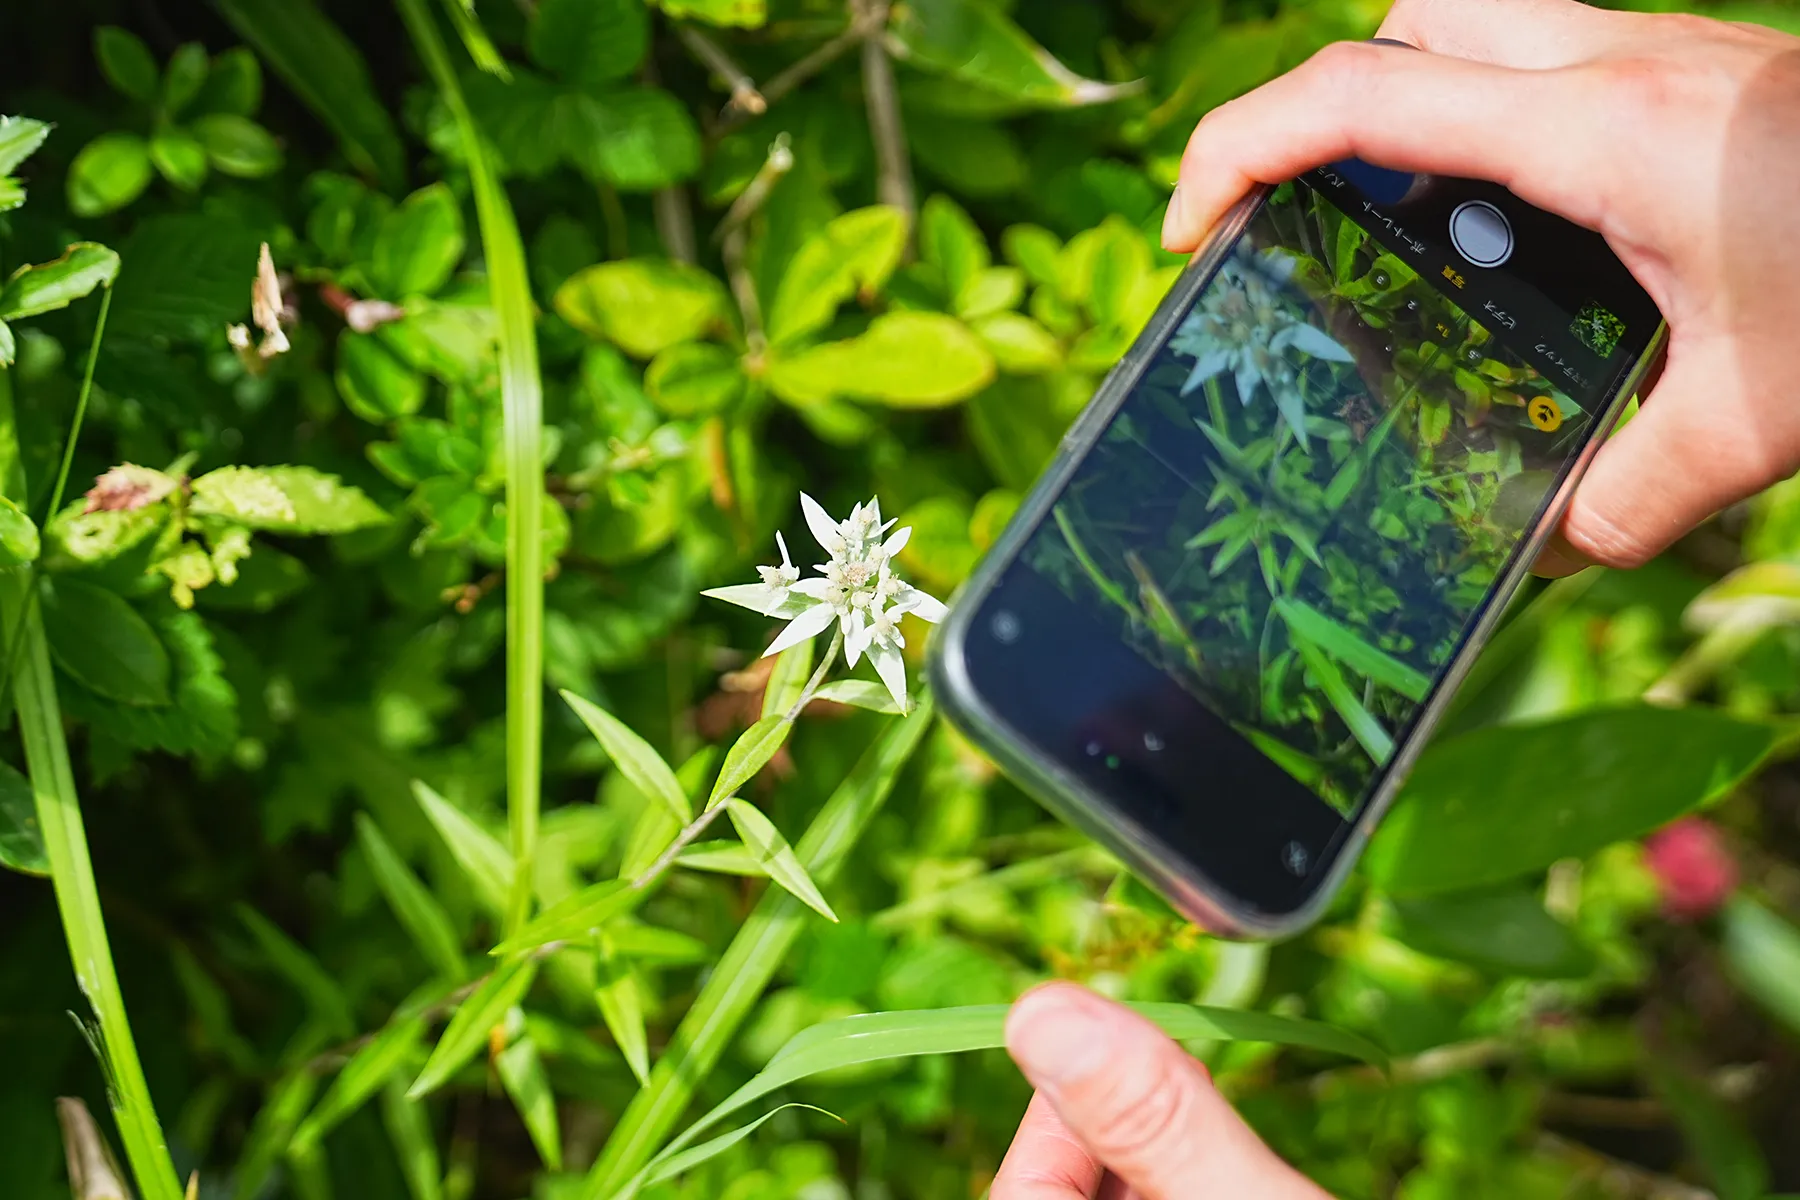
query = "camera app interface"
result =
(1021, 172, 1633, 817)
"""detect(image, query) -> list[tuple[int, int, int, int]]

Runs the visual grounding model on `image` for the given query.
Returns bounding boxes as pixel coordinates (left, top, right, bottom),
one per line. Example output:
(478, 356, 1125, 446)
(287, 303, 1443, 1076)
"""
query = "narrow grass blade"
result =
(724, 799, 836, 921)
(381, 1076, 445, 1200)
(564, 690, 693, 823)
(398, 0, 546, 937)
(1274, 597, 1429, 702)
(585, 701, 934, 1195)
(596, 927, 650, 1087)
(812, 679, 901, 715)
(708, 716, 792, 810)
(495, 1008, 563, 1169)
(638, 1105, 842, 1193)
(491, 879, 640, 958)
(438, 0, 510, 78)
(414, 779, 514, 920)
(356, 812, 467, 981)
(1290, 635, 1393, 765)
(619, 1003, 1382, 1198)
(231, 1027, 330, 1200)
(408, 957, 538, 1099)
(237, 904, 356, 1037)
(675, 841, 766, 877)
(291, 1015, 426, 1153)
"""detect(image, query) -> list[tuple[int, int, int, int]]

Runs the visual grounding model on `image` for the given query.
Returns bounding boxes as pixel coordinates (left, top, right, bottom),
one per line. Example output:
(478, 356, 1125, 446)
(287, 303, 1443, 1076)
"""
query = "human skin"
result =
(996, 2, 1800, 1196)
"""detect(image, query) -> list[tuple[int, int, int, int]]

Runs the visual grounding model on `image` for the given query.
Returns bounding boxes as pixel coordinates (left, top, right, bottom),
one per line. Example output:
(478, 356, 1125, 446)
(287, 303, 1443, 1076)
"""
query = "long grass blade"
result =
(1274, 597, 1430, 702)
(585, 702, 935, 1195)
(396, 0, 546, 937)
(1290, 633, 1393, 764)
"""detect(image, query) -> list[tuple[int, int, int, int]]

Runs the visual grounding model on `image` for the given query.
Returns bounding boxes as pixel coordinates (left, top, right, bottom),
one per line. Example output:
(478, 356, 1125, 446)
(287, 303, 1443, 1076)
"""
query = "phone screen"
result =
(950, 167, 1659, 917)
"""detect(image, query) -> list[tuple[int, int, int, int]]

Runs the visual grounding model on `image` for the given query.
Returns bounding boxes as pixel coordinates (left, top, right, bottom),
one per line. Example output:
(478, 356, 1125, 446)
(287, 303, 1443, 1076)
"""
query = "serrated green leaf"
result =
(372, 183, 466, 299)
(414, 780, 515, 920)
(529, 0, 648, 84)
(495, 1011, 563, 1168)
(0, 244, 120, 321)
(554, 259, 726, 359)
(291, 1015, 426, 1154)
(724, 799, 835, 922)
(408, 958, 538, 1099)
(563, 690, 692, 823)
(707, 716, 792, 810)
(41, 577, 171, 707)
(190, 465, 389, 534)
(0, 115, 51, 176)
(0, 758, 47, 877)
(811, 679, 902, 715)
(356, 813, 467, 982)
(491, 879, 641, 958)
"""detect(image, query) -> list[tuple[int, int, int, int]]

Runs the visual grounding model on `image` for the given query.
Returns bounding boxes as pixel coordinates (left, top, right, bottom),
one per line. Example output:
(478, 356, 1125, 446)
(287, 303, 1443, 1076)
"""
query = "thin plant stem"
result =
(675, 25, 766, 116)
(0, 364, 182, 1200)
(784, 626, 842, 722)
(717, 8, 881, 135)
(857, 0, 914, 223)
(396, 0, 546, 938)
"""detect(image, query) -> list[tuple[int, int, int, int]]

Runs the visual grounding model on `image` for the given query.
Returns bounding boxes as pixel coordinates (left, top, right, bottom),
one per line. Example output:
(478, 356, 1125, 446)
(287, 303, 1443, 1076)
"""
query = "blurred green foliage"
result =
(5, 0, 1800, 1198)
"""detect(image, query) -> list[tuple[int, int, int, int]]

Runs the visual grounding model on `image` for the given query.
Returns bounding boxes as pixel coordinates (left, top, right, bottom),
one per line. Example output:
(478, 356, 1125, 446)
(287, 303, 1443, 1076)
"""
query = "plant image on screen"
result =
(1027, 183, 1589, 814)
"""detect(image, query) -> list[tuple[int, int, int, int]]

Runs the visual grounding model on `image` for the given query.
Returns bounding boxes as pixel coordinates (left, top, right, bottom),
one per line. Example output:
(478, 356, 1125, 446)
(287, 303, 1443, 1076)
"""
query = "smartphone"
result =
(928, 162, 1667, 938)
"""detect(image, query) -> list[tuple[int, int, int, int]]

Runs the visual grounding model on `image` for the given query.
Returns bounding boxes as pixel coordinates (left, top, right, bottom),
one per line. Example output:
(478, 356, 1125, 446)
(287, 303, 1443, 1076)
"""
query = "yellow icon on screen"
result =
(1527, 396, 1563, 432)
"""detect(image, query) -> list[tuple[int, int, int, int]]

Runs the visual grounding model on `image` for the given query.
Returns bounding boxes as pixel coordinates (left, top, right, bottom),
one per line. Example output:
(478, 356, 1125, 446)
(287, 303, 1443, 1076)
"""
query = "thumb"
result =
(1004, 983, 1327, 1200)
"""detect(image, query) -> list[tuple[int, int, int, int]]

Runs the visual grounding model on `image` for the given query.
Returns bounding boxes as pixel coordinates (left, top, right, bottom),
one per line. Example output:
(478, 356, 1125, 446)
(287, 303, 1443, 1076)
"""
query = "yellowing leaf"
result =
(767, 206, 909, 348)
(767, 312, 994, 409)
(190, 465, 389, 533)
(555, 259, 727, 357)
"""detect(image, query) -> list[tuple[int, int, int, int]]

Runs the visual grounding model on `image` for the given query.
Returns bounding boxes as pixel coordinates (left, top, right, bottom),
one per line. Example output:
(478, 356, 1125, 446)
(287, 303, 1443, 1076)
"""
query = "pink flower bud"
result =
(1644, 817, 1737, 922)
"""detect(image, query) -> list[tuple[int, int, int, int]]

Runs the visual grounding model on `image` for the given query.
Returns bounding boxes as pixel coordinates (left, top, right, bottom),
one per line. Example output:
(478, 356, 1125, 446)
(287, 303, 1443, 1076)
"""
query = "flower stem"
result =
(785, 626, 843, 722)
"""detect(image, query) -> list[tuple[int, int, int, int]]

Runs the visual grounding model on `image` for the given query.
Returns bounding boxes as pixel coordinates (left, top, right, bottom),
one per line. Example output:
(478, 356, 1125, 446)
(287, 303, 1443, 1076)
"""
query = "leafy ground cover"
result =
(5, 1, 1800, 1198)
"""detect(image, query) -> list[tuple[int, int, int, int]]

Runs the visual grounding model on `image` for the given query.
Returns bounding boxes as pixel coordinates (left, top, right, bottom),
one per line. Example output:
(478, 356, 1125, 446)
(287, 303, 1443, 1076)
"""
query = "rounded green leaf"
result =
(767, 206, 909, 348)
(337, 329, 427, 422)
(0, 496, 41, 567)
(645, 342, 745, 416)
(0, 759, 47, 877)
(190, 465, 389, 534)
(161, 42, 211, 117)
(656, 0, 765, 26)
(95, 26, 160, 102)
(0, 243, 120, 322)
(67, 133, 154, 217)
(528, 0, 648, 84)
(191, 114, 283, 178)
(370, 183, 466, 299)
(192, 46, 263, 116)
(1367, 705, 1777, 897)
(149, 127, 209, 192)
(41, 578, 173, 708)
(973, 312, 1061, 375)
(566, 87, 702, 193)
(554, 259, 727, 359)
(768, 312, 996, 409)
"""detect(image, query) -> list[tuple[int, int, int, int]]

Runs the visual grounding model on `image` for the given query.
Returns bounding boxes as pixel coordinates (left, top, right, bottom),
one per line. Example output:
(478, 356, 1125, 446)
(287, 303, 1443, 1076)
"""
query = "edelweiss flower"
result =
(703, 493, 947, 712)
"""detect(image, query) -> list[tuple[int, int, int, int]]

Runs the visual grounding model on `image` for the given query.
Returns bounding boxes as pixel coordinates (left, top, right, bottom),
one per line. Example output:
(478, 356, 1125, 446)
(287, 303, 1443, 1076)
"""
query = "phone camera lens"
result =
(1281, 841, 1311, 877)
(1143, 731, 1164, 753)
(1085, 740, 1102, 757)
(990, 610, 1022, 644)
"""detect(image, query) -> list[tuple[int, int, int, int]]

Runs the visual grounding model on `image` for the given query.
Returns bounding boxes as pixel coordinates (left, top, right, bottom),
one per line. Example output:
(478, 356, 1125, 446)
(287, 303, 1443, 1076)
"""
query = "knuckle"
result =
(1083, 1054, 1203, 1167)
(1306, 40, 1385, 99)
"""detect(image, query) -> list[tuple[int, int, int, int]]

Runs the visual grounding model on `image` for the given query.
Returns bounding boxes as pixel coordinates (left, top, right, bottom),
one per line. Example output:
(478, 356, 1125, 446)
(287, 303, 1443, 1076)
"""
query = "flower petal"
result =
(763, 602, 835, 657)
(775, 530, 793, 570)
(870, 643, 910, 714)
(790, 577, 833, 599)
(844, 611, 871, 667)
(800, 493, 842, 555)
(903, 589, 948, 624)
(881, 525, 912, 558)
(703, 583, 785, 617)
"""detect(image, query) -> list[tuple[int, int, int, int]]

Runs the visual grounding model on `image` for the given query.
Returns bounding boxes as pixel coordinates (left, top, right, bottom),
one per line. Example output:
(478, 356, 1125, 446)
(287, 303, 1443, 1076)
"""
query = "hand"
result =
(1161, 0, 1800, 574)
(993, 983, 1328, 1199)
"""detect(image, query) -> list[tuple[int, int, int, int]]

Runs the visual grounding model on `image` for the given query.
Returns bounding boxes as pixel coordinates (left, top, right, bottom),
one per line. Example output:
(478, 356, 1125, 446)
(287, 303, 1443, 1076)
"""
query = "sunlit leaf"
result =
(563, 690, 693, 823)
(355, 813, 467, 982)
(812, 679, 903, 715)
(889, 0, 1143, 109)
(0, 243, 119, 320)
(554, 260, 727, 359)
(414, 779, 516, 919)
(408, 957, 538, 1099)
(707, 716, 792, 811)
(67, 133, 153, 216)
(371, 183, 466, 299)
(1722, 896, 1800, 1038)
(490, 879, 641, 958)
(725, 799, 835, 921)
(767, 312, 995, 409)
(595, 927, 650, 1087)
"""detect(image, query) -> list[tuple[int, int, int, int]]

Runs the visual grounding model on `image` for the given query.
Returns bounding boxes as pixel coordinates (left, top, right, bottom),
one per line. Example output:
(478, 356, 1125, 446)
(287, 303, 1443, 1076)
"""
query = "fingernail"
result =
(1160, 184, 1183, 248)
(1007, 986, 1117, 1089)
(1531, 537, 1588, 578)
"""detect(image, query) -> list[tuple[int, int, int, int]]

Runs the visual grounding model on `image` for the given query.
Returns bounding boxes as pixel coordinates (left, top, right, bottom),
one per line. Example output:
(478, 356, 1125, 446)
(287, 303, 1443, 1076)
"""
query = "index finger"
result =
(992, 1092, 1107, 1200)
(1161, 43, 1612, 253)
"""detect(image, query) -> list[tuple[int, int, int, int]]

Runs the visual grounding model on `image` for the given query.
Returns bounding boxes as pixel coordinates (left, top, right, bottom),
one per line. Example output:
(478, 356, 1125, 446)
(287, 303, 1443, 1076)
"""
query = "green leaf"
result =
(1722, 896, 1800, 1038)
(193, 47, 263, 116)
(645, 342, 745, 417)
(190, 465, 389, 534)
(889, 0, 1143, 109)
(490, 879, 641, 958)
(530, 0, 649, 84)
(586, 702, 934, 1193)
(291, 1015, 426, 1154)
(105, 213, 260, 343)
(337, 330, 428, 422)
(707, 716, 793, 810)
(1368, 706, 1778, 896)
(0, 320, 11, 366)
(1391, 888, 1595, 979)
(554, 259, 727, 359)
(650, 0, 764, 27)
(161, 43, 210, 118)
(356, 814, 467, 982)
(675, 841, 766, 876)
(237, 904, 356, 1037)
(1651, 1060, 1770, 1200)
(919, 195, 989, 301)
(495, 1012, 564, 1168)
(812, 679, 903, 715)
(42, 502, 167, 571)
(214, 0, 406, 191)
(637, 1105, 840, 1191)
(0, 116, 50, 178)
(563, 689, 693, 823)
(724, 799, 836, 922)
(768, 206, 910, 348)
(1273, 598, 1429, 703)
(973, 312, 1061, 375)
(0, 758, 48, 876)
(415, 780, 515, 920)
(768, 312, 996, 409)
(66, 133, 153, 217)
(565, 86, 702, 192)
(408, 958, 539, 1099)
(372, 183, 466, 299)
(190, 114, 283, 178)
(41, 578, 171, 707)
(910, 113, 1028, 198)
(381, 1076, 444, 1200)
(95, 27, 160, 102)
(1289, 633, 1391, 766)
(619, 1000, 1381, 1196)
(0, 496, 39, 567)
(596, 928, 650, 1087)
(0, 243, 120, 322)
(761, 640, 815, 721)
(149, 128, 208, 192)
